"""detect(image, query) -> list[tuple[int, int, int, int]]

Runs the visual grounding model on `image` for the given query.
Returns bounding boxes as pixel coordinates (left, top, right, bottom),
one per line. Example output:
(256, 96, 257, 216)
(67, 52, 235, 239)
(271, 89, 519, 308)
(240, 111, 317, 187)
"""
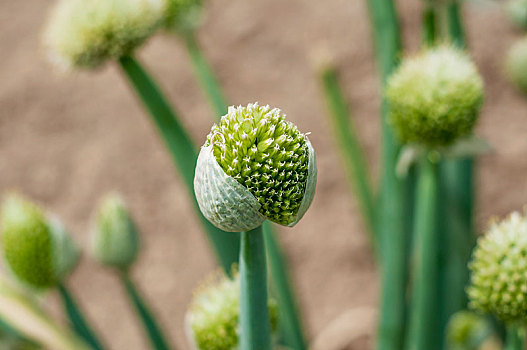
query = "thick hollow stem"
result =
(121, 273, 172, 350)
(183, 32, 228, 117)
(118, 55, 240, 273)
(405, 157, 440, 350)
(505, 324, 525, 350)
(239, 226, 272, 350)
(319, 65, 377, 246)
(57, 283, 105, 350)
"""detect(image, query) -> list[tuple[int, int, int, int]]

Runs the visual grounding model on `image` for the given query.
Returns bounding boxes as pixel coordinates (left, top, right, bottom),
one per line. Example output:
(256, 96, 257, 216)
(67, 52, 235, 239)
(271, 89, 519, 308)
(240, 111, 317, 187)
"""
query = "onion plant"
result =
(194, 103, 317, 350)
(0, 195, 104, 350)
(91, 194, 172, 350)
(467, 211, 527, 350)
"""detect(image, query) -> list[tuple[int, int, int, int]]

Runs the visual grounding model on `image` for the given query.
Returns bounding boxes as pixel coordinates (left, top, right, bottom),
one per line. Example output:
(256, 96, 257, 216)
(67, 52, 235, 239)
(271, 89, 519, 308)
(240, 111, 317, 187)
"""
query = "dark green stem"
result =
(405, 157, 440, 350)
(365, 0, 407, 349)
(319, 65, 377, 246)
(423, 2, 438, 46)
(183, 32, 228, 117)
(446, 0, 466, 48)
(121, 273, 172, 350)
(57, 283, 105, 350)
(263, 222, 306, 350)
(505, 324, 525, 350)
(118, 55, 240, 273)
(239, 226, 272, 350)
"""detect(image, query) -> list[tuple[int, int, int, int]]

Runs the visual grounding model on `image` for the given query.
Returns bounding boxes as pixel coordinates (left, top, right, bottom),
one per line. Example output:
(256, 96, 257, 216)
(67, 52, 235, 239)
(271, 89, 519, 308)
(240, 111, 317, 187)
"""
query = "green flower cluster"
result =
(195, 103, 316, 231)
(0, 195, 79, 289)
(467, 211, 527, 322)
(92, 194, 139, 270)
(386, 46, 484, 147)
(43, 0, 164, 69)
(506, 37, 527, 95)
(186, 272, 278, 350)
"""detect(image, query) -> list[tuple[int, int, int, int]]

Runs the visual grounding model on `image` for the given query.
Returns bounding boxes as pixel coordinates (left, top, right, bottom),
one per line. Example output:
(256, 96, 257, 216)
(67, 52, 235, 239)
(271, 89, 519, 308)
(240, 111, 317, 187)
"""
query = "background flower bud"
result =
(92, 194, 140, 270)
(185, 272, 278, 350)
(386, 46, 484, 147)
(467, 211, 527, 322)
(163, 0, 203, 32)
(505, 0, 527, 30)
(194, 103, 317, 232)
(0, 195, 79, 289)
(42, 0, 164, 70)
(506, 37, 527, 95)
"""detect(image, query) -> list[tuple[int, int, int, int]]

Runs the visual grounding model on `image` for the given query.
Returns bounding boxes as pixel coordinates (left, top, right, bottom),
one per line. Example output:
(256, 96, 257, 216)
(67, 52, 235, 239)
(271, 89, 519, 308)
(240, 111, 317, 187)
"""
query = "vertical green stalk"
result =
(239, 225, 272, 350)
(57, 283, 105, 350)
(118, 55, 240, 273)
(183, 31, 228, 116)
(318, 65, 377, 245)
(121, 274, 171, 350)
(405, 156, 440, 350)
(504, 324, 525, 350)
(365, 0, 407, 349)
(423, 2, 437, 46)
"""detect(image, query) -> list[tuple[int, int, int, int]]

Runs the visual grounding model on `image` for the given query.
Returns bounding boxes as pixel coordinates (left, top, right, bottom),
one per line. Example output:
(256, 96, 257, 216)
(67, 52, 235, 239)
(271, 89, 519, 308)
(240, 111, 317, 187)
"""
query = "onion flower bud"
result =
(194, 102, 317, 232)
(92, 194, 140, 270)
(386, 45, 484, 147)
(0, 195, 79, 289)
(42, 0, 164, 70)
(185, 272, 278, 350)
(506, 37, 527, 95)
(467, 211, 527, 322)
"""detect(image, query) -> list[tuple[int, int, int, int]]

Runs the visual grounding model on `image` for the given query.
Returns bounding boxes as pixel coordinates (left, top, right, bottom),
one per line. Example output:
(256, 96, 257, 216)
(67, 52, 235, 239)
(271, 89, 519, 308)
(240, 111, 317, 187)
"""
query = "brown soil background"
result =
(1, 0, 526, 349)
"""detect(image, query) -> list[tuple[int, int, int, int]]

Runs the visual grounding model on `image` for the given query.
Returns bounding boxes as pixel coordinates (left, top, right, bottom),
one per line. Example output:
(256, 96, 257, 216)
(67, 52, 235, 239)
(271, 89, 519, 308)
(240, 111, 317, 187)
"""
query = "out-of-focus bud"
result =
(506, 37, 527, 95)
(163, 0, 203, 32)
(446, 311, 497, 350)
(505, 0, 527, 30)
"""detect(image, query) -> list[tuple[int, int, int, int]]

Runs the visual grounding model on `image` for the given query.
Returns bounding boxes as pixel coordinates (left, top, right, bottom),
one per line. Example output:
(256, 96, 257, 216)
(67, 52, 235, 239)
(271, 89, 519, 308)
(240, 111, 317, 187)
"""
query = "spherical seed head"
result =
(467, 211, 527, 322)
(194, 102, 317, 232)
(506, 0, 527, 30)
(186, 272, 278, 350)
(506, 37, 527, 95)
(92, 194, 140, 270)
(43, 0, 164, 70)
(163, 0, 202, 32)
(386, 45, 484, 147)
(0, 195, 79, 289)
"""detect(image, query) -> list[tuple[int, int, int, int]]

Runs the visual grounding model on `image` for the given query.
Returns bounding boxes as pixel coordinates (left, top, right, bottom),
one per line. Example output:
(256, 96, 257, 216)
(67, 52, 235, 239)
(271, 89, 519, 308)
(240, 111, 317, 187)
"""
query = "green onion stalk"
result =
(91, 194, 172, 350)
(0, 195, 105, 350)
(193, 103, 317, 350)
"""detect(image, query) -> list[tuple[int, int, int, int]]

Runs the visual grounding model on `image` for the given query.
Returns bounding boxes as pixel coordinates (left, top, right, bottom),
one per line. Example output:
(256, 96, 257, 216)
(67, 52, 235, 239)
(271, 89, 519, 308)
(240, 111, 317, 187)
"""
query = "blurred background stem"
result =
(505, 324, 524, 350)
(57, 283, 105, 350)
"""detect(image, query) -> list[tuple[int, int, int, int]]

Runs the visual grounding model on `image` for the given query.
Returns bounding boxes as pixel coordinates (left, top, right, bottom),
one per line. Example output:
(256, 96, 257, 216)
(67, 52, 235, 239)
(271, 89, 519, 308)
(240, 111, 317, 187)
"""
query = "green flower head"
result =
(467, 210, 527, 322)
(163, 0, 203, 32)
(386, 45, 484, 147)
(0, 195, 79, 289)
(92, 194, 140, 270)
(506, 37, 527, 95)
(194, 103, 317, 232)
(505, 0, 527, 30)
(186, 272, 278, 350)
(42, 0, 164, 70)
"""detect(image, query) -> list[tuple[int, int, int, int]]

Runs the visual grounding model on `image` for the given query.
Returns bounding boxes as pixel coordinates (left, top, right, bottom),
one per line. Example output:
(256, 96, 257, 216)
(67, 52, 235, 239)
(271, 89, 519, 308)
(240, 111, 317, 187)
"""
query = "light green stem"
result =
(319, 65, 377, 246)
(183, 31, 228, 117)
(121, 273, 172, 350)
(57, 283, 105, 350)
(505, 324, 525, 350)
(405, 157, 440, 350)
(239, 226, 272, 350)
(118, 55, 240, 273)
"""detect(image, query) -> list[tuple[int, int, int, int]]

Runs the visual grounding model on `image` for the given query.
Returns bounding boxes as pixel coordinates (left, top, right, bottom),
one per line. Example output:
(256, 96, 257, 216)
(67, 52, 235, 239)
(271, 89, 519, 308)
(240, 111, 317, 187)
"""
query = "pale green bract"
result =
(0, 195, 79, 289)
(386, 45, 484, 147)
(43, 0, 164, 69)
(506, 37, 527, 95)
(194, 103, 317, 232)
(92, 194, 139, 270)
(185, 272, 278, 350)
(467, 211, 527, 322)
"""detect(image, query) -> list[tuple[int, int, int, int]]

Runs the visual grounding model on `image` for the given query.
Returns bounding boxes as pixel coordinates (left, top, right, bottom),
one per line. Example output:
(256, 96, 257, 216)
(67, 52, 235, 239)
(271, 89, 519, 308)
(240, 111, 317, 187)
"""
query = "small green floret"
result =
(205, 103, 309, 226)
(467, 211, 527, 322)
(187, 272, 278, 350)
(386, 46, 484, 147)
(506, 37, 527, 95)
(43, 0, 164, 69)
(92, 194, 139, 270)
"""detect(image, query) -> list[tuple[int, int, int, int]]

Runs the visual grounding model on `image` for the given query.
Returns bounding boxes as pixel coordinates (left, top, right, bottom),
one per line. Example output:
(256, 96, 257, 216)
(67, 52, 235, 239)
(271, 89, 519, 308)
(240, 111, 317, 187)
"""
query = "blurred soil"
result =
(0, 0, 526, 348)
